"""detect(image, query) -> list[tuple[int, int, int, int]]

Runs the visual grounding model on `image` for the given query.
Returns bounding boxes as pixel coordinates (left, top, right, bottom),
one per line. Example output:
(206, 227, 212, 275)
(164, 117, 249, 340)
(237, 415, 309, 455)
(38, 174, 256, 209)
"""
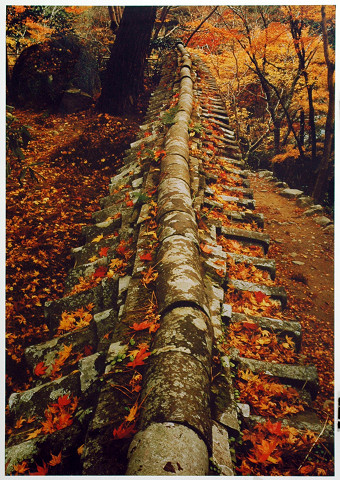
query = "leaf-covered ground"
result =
(6, 90, 152, 398)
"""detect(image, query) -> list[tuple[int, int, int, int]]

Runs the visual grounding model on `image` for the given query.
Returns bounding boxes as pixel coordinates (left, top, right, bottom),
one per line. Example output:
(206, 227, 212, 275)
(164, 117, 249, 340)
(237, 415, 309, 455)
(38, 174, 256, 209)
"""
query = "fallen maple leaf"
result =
(29, 461, 49, 476)
(99, 246, 109, 257)
(113, 421, 137, 439)
(93, 265, 107, 279)
(125, 403, 139, 423)
(26, 428, 42, 440)
(254, 290, 268, 303)
(14, 416, 25, 429)
(34, 361, 48, 376)
(139, 252, 153, 262)
(127, 346, 151, 368)
(131, 320, 154, 331)
(91, 234, 104, 243)
(200, 243, 213, 254)
(13, 461, 29, 475)
(49, 451, 62, 467)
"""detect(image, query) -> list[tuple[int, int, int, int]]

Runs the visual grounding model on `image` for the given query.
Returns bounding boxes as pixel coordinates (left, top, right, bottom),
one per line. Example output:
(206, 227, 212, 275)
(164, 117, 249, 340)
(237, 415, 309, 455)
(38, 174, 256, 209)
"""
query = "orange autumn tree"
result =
(185, 5, 334, 203)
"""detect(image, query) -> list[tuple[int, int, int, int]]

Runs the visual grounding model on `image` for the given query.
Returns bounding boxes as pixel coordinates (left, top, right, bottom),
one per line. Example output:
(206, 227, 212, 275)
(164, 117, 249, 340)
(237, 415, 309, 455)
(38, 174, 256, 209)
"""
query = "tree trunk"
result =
(98, 6, 157, 115)
(313, 6, 335, 204)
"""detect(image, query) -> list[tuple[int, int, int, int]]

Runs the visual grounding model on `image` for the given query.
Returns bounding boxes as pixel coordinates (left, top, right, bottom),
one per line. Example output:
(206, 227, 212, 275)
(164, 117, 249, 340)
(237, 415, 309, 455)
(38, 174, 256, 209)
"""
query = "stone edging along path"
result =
(5, 43, 333, 475)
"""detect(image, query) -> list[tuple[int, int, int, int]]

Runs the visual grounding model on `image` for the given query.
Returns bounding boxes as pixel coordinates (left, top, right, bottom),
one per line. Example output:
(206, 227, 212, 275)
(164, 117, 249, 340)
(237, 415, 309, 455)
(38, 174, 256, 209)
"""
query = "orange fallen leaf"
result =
(200, 243, 213, 254)
(49, 451, 62, 467)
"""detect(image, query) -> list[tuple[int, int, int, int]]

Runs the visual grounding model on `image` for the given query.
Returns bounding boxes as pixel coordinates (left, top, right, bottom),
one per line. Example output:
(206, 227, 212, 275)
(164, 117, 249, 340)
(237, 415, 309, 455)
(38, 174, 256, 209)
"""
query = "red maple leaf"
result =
(99, 246, 109, 257)
(56, 394, 71, 410)
(139, 252, 153, 262)
(265, 420, 283, 436)
(93, 265, 107, 279)
(127, 346, 151, 368)
(113, 421, 137, 439)
(34, 361, 47, 376)
(130, 320, 154, 331)
(254, 291, 268, 303)
(84, 344, 94, 356)
(29, 461, 49, 476)
(242, 321, 258, 331)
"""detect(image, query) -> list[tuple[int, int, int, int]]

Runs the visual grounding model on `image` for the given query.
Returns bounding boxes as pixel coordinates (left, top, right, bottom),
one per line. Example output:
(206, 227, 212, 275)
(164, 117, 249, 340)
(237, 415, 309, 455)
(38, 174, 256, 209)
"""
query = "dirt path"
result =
(249, 171, 334, 416)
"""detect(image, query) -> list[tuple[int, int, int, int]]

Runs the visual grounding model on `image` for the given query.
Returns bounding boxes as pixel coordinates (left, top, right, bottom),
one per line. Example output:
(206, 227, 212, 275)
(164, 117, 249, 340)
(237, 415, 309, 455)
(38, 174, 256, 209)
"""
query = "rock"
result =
(296, 196, 314, 208)
(303, 205, 323, 216)
(11, 34, 100, 109)
(211, 422, 234, 476)
(274, 181, 288, 188)
(324, 224, 334, 234)
(60, 88, 93, 113)
(279, 188, 304, 199)
(314, 216, 332, 227)
(258, 170, 273, 178)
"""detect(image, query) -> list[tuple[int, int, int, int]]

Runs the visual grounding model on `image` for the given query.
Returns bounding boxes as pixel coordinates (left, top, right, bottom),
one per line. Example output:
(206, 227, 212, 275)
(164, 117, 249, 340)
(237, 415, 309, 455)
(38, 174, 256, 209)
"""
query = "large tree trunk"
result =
(98, 6, 157, 114)
(313, 6, 335, 204)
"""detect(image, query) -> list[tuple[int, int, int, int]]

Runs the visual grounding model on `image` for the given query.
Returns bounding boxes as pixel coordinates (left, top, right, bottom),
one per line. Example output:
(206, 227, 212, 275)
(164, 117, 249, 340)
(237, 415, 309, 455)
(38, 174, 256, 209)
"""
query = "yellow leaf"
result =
(89, 255, 98, 262)
(26, 428, 42, 440)
(92, 234, 104, 243)
(77, 444, 84, 456)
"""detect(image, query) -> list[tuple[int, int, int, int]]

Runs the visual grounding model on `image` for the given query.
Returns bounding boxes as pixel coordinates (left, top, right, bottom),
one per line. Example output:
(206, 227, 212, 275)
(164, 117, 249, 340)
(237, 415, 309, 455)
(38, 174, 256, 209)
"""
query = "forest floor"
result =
(6, 102, 334, 428)
(250, 172, 334, 420)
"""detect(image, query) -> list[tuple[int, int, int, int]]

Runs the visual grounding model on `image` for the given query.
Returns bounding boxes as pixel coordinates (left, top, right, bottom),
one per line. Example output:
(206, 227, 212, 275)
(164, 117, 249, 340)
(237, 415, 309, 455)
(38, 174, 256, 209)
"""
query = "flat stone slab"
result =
(220, 184, 253, 199)
(220, 226, 270, 253)
(232, 355, 319, 399)
(279, 188, 304, 199)
(211, 422, 234, 476)
(126, 422, 209, 476)
(230, 311, 302, 350)
(228, 278, 287, 308)
(227, 252, 276, 279)
(9, 372, 81, 422)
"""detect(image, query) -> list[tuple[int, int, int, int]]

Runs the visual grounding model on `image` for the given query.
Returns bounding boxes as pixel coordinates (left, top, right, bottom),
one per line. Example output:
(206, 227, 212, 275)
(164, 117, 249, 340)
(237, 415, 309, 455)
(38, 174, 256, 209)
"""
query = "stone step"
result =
(82, 216, 122, 243)
(219, 184, 253, 199)
(24, 323, 99, 385)
(227, 278, 287, 308)
(230, 354, 319, 400)
(204, 199, 264, 228)
(226, 311, 302, 351)
(205, 172, 250, 189)
(64, 258, 108, 294)
(205, 189, 256, 210)
(248, 413, 334, 447)
(219, 226, 270, 253)
(226, 252, 275, 279)
(72, 235, 120, 267)
(44, 277, 118, 335)
(202, 112, 230, 125)
(217, 156, 245, 168)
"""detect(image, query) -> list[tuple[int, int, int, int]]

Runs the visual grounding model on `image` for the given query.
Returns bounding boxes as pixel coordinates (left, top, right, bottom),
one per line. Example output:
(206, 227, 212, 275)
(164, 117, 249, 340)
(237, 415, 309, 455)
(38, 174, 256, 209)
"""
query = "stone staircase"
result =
(5, 43, 333, 476)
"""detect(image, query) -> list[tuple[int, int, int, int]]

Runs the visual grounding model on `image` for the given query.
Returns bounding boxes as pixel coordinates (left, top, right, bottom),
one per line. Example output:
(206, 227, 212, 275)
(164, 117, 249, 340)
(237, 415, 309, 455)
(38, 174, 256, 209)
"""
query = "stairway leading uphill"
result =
(5, 42, 333, 476)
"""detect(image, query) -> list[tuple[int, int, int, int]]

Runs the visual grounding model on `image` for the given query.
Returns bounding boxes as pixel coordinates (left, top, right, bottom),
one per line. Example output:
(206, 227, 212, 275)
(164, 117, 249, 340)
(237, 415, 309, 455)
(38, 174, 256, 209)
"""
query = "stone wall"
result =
(5, 42, 332, 476)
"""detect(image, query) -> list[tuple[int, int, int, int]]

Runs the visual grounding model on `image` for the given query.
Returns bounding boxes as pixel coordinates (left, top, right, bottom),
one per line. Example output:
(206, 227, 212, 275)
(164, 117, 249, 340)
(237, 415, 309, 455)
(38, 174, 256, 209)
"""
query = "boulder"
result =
(11, 35, 100, 111)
